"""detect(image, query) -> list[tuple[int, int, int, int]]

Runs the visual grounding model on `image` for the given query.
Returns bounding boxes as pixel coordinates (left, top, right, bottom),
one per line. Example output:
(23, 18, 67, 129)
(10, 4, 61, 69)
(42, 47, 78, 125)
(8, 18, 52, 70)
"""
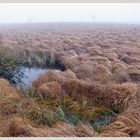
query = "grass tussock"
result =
(0, 69, 138, 137)
(2, 117, 96, 137)
(2, 117, 32, 137)
(0, 79, 21, 134)
(1, 24, 140, 137)
(2, 23, 140, 84)
(0, 79, 20, 116)
(100, 101, 140, 136)
(0, 78, 116, 136)
(33, 70, 137, 112)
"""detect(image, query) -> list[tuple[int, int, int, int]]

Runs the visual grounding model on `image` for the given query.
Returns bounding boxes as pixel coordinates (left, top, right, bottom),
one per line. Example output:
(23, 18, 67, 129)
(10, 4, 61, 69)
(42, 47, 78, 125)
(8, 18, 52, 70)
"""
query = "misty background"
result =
(0, 3, 140, 24)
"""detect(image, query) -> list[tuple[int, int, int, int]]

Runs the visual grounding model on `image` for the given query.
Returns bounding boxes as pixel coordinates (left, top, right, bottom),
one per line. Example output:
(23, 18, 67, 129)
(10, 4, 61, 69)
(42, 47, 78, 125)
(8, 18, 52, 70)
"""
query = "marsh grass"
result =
(0, 43, 24, 85)
(16, 48, 66, 71)
(0, 24, 140, 137)
(20, 85, 117, 130)
(59, 95, 109, 122)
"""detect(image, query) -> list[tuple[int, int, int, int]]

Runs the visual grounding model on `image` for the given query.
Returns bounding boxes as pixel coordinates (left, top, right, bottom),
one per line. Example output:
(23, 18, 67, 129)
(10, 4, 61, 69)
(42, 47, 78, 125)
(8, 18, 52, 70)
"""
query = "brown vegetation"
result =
(0, 23, 140, 137)
(33, 70, 137, 112)
(3, 117, 96, 137)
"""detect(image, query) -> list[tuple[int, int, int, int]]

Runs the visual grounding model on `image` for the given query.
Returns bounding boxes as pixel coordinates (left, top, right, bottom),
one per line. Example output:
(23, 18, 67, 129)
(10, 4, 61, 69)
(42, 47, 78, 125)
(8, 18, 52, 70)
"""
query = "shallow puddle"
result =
(18, 67, 45, 88)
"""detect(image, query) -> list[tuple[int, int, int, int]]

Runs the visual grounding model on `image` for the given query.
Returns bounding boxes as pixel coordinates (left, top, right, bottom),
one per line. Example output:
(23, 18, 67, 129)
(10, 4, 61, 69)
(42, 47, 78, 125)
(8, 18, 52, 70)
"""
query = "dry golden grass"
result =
(128, 69, 140, 82)
(98, 131, 129, 137)
(2, 117, 96, 137)
(0, 75, 139, 137)
(44, 122, 96, 137)
(33, 70, 137, 115)
(36, 81, 62, 99)
(0, 79, 21, 134)
(1, 24, 140, 84)
(0, 79, 20, 116)
(2, 117, 32, 137)
(0, 78, 19, 98)
(0, 71, 139, 137)
(1, 23, 140, 137)
(100, 102, 140, 136)
(0, 78, 97, 137)
(62, 80, 137, 112)
(85, 46, 102, 56)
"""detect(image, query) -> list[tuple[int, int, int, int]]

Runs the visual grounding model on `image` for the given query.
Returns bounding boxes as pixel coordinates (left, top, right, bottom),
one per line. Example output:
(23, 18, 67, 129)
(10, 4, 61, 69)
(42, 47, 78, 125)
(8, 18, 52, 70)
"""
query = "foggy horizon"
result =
(0, 3, 140, 24)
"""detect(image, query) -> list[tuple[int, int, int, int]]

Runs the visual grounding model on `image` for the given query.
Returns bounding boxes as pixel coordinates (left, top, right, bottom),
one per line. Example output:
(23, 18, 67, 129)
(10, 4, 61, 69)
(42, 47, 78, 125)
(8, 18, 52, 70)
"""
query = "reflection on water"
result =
(18, 67, 45, 88)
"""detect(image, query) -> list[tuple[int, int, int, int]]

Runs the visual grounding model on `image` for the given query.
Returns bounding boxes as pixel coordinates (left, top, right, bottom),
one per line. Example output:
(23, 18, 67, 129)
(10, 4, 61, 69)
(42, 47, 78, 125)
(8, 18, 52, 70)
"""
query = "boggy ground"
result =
(0, 23, 140, 137)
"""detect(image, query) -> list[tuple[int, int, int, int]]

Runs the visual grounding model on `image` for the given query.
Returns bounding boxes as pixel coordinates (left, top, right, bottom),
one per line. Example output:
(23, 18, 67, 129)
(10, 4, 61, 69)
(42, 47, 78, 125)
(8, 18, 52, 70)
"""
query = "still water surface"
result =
(19, 67, 45, 88)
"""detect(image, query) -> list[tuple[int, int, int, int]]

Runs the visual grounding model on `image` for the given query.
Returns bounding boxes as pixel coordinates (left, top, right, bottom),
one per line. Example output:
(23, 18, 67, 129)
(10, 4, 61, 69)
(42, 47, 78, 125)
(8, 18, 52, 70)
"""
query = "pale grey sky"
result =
(0, 3, 140, 23)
